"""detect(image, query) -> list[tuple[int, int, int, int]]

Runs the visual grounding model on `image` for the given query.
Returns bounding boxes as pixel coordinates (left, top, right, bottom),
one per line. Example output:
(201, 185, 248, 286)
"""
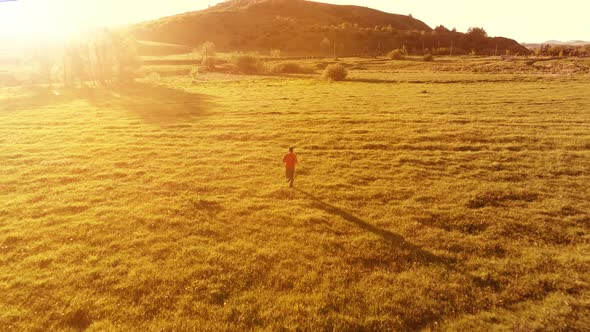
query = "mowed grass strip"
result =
(0, 64, 589, 330)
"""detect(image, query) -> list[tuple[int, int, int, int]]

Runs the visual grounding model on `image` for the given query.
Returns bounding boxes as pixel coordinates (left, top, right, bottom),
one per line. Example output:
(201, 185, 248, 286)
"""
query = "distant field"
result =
(137, 40, 193, 56)
(1, 57, 589, 330)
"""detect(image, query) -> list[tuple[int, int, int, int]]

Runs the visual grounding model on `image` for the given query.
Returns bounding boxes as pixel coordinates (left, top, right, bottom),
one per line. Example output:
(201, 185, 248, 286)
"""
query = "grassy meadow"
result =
(1, 56, 589, 330)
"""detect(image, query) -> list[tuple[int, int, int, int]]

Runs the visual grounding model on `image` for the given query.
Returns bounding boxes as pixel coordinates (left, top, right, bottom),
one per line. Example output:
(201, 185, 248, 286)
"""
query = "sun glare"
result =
(0, 0, 91, 43)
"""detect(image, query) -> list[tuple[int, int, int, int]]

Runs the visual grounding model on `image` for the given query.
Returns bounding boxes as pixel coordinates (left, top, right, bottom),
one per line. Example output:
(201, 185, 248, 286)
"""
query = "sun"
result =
(0, 0, 89, 43)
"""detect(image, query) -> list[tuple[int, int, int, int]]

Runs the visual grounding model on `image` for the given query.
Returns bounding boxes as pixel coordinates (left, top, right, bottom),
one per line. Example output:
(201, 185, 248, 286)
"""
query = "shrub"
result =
(322, 63, 348, 81)
(388, 49, 405, 60)
(189, 67, 200, 79)
(231, 54, 263, 74)
(269, 62, 314, 74)
(270, 49, 281, 58)
(423, 53, 434, 62)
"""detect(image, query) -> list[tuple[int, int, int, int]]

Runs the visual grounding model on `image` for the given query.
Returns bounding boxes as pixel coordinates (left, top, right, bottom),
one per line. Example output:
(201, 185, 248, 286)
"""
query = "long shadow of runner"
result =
(296, 188, 448, 265)
(296, 188, 500, 289)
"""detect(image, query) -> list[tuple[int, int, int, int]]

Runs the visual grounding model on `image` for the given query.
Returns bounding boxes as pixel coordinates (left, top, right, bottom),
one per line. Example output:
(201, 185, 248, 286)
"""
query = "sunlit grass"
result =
(0, 59, 589, 330)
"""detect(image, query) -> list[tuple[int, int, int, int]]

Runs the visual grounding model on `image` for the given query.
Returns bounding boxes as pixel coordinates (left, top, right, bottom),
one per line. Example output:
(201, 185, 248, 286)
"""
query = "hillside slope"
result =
(207, 0, 431, 30)
(133, 0, 529, 56)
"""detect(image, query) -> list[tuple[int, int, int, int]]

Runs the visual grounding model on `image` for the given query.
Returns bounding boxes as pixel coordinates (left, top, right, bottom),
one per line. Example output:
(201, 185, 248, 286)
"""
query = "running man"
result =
(282, 147, 298, 188)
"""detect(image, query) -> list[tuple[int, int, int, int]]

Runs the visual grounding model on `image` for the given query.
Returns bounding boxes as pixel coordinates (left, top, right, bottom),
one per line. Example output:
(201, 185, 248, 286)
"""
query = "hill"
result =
(132, 0, 529, 56)
(545, 40, 590, 46)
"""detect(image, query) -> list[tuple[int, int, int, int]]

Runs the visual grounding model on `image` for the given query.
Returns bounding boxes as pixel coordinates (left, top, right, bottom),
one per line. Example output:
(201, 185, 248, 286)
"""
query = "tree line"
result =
(28, 29, 140, 86)
(311, 25, 529, 57)
(534, 44, 590, 57)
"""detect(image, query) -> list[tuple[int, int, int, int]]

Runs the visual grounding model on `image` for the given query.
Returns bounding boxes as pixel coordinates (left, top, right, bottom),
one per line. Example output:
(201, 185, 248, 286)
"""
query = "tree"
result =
(434, 25, 450, 33)
(110, 31, 140, 83)
(201, 41, 215, 68)
(65, 43, 86, 86)
(466, 27, 488, 51)
(321, 37, 331, 55)
(543, 44, 552, 55)
(93, 29, 115, 84)
(34, 47, 54, 85)
(548, 45, 563, 56)
(467, 27, 488, 39)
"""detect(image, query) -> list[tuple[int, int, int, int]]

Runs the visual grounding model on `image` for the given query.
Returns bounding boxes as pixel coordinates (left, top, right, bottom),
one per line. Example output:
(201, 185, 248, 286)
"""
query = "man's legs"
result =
(286, 168, 294, 188)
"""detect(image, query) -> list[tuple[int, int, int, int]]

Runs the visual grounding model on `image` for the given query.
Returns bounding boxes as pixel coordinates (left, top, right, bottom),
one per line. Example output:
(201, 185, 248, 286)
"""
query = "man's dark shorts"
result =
(286, 168, 295, 179)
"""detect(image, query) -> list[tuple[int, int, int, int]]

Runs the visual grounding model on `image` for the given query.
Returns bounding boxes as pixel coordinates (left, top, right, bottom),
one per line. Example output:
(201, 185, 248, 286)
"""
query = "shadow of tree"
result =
(0, 83, 216, 124)
(82, 83, 216, 124)
(0, 86, 70, 112)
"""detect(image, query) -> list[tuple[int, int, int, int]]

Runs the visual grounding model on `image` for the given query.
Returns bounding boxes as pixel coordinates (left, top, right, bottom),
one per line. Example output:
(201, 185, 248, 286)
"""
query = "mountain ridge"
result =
(523, 40, 590, 50)
(543, 40, 589, 46)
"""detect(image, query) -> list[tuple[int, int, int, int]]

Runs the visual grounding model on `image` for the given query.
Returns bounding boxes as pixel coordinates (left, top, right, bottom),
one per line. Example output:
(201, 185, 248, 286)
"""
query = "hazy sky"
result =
(0, 0, 588, 43)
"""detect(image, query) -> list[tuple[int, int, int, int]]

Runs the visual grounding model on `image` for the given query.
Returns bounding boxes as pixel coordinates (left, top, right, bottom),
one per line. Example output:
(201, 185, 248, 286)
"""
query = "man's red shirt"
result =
(283, 153, 298, 169)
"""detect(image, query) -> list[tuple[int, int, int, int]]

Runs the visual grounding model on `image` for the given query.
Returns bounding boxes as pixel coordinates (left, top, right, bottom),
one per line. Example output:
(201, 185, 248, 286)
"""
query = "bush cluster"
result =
(388, 49, 405, 60)
(322, 64, 348, 81)
(231, 54, 263, 74)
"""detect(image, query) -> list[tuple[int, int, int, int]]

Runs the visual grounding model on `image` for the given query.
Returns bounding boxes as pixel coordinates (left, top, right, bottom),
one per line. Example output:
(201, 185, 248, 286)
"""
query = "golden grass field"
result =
(1, 57, 589, 330)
